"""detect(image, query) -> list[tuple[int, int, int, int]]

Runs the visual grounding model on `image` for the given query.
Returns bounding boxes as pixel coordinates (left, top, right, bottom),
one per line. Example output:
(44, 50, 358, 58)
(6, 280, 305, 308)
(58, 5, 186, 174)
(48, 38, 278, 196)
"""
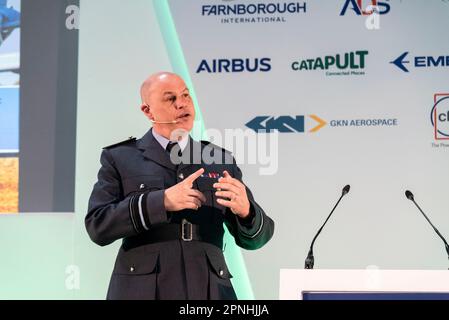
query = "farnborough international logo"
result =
(431, 93, 449, 143)
(291, 51, 368, 76)
(201, 1, 307, 24)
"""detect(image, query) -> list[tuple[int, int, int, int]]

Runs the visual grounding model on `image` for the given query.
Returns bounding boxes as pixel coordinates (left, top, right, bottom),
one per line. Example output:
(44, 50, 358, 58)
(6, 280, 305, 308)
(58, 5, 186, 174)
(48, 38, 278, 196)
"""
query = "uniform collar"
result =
(136, 128, 195, 172)
(151, 128, 189, 152)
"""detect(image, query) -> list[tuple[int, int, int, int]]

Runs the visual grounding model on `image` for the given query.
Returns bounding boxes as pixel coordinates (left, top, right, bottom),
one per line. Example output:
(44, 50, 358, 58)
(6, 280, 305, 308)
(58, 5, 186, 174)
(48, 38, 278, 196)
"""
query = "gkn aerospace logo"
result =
(201, 1, 307, 24)
(291, 50, 368, 76)
(246, 114, 398, 133)
(340, 0, 391, 16)
(431, 93, 449, 144)
(391, 52, 449, 72)
(246, 115, 326, 133)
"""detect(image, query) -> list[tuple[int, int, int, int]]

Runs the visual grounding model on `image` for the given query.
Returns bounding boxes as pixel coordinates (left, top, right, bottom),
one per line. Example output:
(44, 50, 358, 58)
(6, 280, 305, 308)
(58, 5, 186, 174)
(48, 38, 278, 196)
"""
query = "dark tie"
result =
(166, 141, 183, 159)
(166, 142, 182, 168)
(166, 141, 179, 153)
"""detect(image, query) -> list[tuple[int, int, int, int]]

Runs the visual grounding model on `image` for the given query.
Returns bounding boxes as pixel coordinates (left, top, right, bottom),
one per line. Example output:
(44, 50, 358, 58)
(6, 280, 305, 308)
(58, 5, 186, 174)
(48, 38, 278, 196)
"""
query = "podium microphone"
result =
(405, 190, 449, 268)
(305, 185, 350, 269)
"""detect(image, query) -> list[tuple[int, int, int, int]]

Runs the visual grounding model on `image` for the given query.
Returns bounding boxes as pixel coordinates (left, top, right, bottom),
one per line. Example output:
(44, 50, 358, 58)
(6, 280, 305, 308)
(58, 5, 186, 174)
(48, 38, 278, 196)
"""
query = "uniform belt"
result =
(124, 219, 223, 250)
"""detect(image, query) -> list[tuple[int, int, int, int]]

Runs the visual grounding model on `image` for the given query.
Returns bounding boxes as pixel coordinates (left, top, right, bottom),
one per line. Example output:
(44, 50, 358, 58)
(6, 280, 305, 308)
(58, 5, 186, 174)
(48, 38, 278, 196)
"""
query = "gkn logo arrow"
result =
(245, 115, 326, 133)
(391, 52, 449, 73)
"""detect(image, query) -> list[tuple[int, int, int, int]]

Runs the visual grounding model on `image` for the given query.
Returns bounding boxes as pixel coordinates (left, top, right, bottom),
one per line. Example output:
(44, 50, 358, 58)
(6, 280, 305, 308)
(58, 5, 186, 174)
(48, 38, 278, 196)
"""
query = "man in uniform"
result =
(85, 72, 274, 300)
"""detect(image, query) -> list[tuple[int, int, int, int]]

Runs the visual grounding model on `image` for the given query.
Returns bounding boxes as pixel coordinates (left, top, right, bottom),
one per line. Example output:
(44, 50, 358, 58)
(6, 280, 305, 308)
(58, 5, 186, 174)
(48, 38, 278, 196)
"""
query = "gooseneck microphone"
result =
(305, 185, 350, 269)
(405, 190, 449, 268)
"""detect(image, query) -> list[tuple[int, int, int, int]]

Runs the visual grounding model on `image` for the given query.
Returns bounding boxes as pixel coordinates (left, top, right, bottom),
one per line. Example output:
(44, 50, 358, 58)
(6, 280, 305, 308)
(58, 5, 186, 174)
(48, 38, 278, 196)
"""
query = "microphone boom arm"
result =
(412, 198, 449, 263)
(305, 186, 349, 269)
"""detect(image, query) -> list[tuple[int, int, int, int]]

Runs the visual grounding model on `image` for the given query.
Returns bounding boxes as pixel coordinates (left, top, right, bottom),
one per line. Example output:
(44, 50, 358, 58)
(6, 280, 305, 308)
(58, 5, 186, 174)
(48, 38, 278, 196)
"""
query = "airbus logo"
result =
(196, 58, 271, 73)
(391, 52, 449, 72)
(245, 115, 326, 133)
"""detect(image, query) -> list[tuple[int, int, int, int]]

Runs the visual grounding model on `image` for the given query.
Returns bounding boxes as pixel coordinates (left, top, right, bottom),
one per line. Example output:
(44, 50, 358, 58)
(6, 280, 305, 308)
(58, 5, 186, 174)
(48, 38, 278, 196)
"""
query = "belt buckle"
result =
(181, 219, 193, 242)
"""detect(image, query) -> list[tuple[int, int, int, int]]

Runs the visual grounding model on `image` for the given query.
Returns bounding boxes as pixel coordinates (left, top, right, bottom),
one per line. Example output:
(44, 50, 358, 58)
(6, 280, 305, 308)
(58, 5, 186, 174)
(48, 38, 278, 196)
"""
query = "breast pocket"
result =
(196, 177, 225, 212)
(123, 175, 164, 198)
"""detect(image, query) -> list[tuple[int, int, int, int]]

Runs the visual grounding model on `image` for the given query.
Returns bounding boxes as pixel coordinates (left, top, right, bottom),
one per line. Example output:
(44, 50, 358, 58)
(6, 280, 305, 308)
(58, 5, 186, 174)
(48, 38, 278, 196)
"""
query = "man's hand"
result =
(164, 168, 206, 211)
(214, 170, 250, 218)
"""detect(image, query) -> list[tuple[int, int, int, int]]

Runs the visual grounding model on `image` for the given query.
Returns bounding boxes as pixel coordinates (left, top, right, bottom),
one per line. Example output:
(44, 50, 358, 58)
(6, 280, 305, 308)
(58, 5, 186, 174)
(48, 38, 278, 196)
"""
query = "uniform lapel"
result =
(136, 128, 177, 171)
(177, 136, 201, 173)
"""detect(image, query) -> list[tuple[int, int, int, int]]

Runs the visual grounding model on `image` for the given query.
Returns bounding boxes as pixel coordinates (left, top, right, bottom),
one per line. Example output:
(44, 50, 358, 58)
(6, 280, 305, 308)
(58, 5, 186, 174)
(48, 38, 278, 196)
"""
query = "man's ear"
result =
(141, 104, 154, 120)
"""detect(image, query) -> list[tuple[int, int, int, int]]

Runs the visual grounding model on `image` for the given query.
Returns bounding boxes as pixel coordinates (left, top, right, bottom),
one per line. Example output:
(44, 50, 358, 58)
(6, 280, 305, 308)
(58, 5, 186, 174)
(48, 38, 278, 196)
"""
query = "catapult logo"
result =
(245, 115, 326, 133)
(431, 93, 449, 141)
(391, 52, 449, 72)
(201, 1, 307, 24)
(291, 50, 368, 76)
(340, 0, 391, 16)
(196, 58, 271, 73)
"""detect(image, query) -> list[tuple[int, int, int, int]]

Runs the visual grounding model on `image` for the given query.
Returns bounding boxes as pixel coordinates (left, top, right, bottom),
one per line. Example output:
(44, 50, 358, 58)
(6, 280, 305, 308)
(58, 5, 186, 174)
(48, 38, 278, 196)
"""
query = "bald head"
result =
(140, 71, 182, 103)
(139, 71, 195, 139)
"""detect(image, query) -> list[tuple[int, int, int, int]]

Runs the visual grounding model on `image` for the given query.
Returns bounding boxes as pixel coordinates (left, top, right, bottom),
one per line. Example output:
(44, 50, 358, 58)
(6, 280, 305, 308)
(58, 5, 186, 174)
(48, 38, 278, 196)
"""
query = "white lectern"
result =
(279, 269, 449, 300)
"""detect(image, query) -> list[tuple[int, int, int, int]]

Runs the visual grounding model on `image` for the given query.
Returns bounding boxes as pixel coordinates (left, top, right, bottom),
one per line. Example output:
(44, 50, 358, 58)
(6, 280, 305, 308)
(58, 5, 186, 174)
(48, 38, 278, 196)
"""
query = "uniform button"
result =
(130, 266, 135, 272)
(178, 173, 184, 180)
(219, 269, 224, 276)
(139, 184, 145, 189)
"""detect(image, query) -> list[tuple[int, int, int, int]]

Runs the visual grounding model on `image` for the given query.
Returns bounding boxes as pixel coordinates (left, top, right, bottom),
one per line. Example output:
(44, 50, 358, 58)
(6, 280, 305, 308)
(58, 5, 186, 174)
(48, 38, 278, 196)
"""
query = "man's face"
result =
(143, 74, 195, 137)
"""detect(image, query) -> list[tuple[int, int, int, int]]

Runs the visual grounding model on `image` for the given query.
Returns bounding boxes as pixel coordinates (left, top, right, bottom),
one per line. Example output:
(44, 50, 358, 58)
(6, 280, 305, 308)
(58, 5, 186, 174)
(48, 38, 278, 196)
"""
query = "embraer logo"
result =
(391, 52, 449, 73)
(245, 115, 326, 133)
(390, 52, 410, 72)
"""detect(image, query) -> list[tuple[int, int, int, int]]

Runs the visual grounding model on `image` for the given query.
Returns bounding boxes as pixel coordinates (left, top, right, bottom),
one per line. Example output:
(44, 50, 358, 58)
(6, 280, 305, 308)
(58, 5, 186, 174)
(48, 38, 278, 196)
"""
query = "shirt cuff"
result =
(235, 201, 262, 237)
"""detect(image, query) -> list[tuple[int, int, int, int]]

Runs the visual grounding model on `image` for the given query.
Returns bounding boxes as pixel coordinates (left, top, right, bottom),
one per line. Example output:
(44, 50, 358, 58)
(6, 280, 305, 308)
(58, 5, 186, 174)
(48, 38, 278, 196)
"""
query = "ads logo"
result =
(431, 93, 449, 140)
(340, 0, 390, 15)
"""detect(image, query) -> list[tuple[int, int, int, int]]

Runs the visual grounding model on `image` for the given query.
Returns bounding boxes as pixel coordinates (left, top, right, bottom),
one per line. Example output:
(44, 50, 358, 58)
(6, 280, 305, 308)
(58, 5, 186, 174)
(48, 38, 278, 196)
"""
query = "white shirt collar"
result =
(151, 128, 189, 152)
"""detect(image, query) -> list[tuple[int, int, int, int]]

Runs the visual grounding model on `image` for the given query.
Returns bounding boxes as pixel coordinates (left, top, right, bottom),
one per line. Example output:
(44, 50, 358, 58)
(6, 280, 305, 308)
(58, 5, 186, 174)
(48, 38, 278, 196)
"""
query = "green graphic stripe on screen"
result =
(152, 0, 254, 300)
(152, 0, 205, 141)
